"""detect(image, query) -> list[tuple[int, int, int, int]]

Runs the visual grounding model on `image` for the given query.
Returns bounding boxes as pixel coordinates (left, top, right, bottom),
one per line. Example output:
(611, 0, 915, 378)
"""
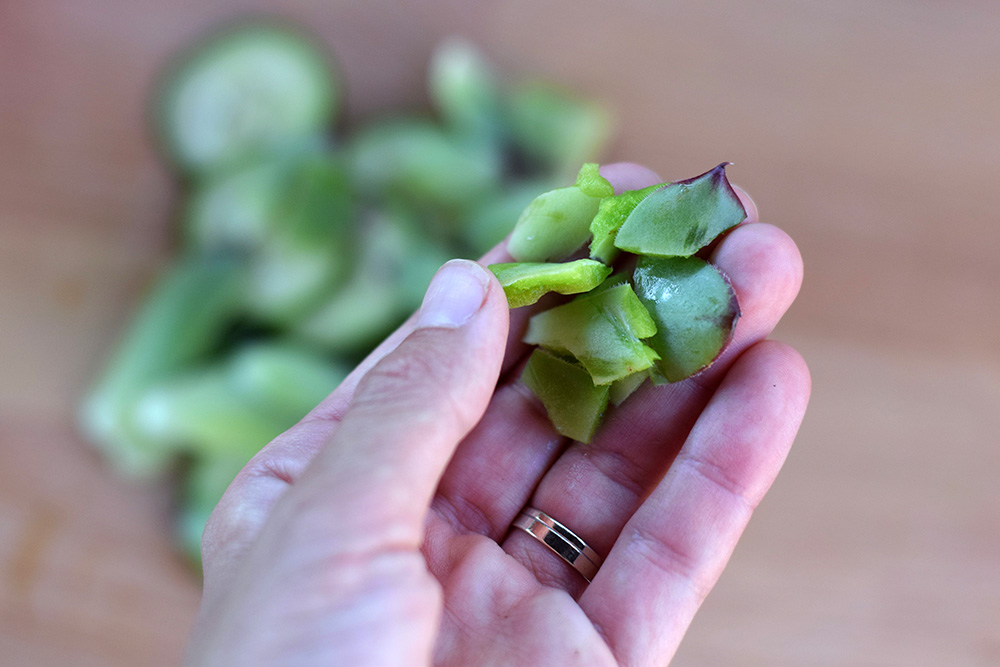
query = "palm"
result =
(427, 523, 617, 665)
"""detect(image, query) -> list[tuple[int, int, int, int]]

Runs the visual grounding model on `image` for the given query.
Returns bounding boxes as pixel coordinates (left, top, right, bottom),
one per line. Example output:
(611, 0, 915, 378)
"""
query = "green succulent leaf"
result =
(185, 158, 289, 251)
(156, 24, 339, 173)
(133, 368, 290, 456)
(133, 340, 347, 457)
(507, 186, 601, 262)
(588, 183, 664, 263)
(490, 259, 612, 308)
(506, 163, 611, 263)
(524, 283, 659, 385)
(506, 82, 611, 178)
(348, 118, 502, 213)
(613, 163, 746, 257)
(632, 256, 740, 383)
(294, 207, 450, 353)
(521, 349, 609, 443)
(244, 156, 356, 324)
(428, 37, 504, 140)
(226, 341, 349, 422)
(574, 162, 614, 198)
(608, 370, 648, 406)
(78, 257, 247, 477)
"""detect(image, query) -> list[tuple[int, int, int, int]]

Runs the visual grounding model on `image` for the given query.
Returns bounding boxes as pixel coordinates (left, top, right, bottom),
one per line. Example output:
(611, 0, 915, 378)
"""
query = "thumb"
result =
(295, 259, 510, 550)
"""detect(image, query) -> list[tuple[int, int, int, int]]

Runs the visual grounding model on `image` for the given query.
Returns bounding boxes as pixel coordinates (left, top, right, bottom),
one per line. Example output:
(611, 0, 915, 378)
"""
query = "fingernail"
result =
(732, 184, 758, 222)
(417, 260, 489, 329)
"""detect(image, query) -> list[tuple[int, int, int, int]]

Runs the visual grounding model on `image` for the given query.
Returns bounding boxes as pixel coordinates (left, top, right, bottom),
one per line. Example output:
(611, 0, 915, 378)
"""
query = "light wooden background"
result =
(2, 1, 999, 664)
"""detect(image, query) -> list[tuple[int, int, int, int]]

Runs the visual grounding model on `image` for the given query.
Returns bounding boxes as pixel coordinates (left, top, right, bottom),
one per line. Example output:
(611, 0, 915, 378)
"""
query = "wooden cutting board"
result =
(2, 1, 999, 664)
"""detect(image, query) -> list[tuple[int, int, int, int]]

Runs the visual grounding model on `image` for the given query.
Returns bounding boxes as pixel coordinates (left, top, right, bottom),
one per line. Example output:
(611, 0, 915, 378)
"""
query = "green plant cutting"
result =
(490, 162, 745, 442)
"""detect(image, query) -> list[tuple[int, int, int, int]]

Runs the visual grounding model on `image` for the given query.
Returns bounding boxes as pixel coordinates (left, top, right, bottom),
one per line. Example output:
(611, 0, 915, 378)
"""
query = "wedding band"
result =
(512, 508, 603, 582)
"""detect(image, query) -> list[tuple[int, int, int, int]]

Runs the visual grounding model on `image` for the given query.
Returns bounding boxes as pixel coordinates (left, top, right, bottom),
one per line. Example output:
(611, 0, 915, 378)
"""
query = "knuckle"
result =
(626, 525, 710, 600)
(200, 473, 266, 561)
(366, 345, 442, 389)
(361, 329, 459, 395)
(200, 420, 326, 565)
(354, 335, 480, 429)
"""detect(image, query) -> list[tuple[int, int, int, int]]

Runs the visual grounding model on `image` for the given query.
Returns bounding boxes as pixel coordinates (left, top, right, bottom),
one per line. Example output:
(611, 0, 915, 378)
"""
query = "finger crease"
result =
(586, 448, 649, 502)
(509, 380, 553, 426)
(303, 411, 345, 425)
(675, 454, 758, 515)
(432, 492, 497, 539)
(626, 525, 709, 601)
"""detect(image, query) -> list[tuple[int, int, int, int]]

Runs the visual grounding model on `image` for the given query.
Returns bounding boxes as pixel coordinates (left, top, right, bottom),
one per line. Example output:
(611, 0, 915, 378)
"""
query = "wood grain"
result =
(2, 1, 998, 664)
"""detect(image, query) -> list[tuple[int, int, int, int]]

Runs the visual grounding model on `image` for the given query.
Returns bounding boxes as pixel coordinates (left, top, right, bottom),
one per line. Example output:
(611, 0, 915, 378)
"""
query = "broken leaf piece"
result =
(574, 162, 615, 198)
(490, 259, 612, 308)
(588, 183, 664, 263)
(521, 349, 609, 443)
(506, 82, 611, 178)
(244, 156, 356, 324)
(613, 163, 746, 257)
(348, 118, 502, 212)
(609, 370, 648, 406)
(507, 186, 599, 261)
(78, 256, 247, 477)
(507, 163, 612, 262)
(462, 179, 554, 254)
(524, 283, 659, 385)
(428, 37, 504, 140)
(632, 256, 740, 383)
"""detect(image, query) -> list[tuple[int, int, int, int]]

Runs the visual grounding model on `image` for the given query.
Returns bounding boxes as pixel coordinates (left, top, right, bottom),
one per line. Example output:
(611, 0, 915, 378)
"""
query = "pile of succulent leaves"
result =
(489, 162, 745, 443)
(78, 22, 610, 564)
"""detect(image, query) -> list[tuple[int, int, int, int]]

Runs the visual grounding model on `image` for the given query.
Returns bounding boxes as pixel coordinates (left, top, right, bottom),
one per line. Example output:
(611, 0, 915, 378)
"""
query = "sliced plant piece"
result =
(226, 341, 349, 422)
(185, 158, 289, 252)
(521, 349, 610, 443)
(632, 256, 740, 384)
(609, 370, 648, 406)
(506, 164, 611, 262)
(348, 117, 502, 215)
(243, 156, 355, 324)
(294, 207, 450, 353)
(295, 279, 405, 354)
(134, 368, 290, 456)
(507, 186, 600, 261)
(461, 179, 554, 254)
(506, 82, 611, 179)
(613, 163, 746, 257)
(78, 257, 247, 476)
(428, 37, 504, 140)
(156, 23, 339, 173)
(574, 162, 615, 198)
(134, 338, 347, 457)
(489, 259, 612, 308)
(589, 183, 665, 263)
(524, 284, 659, 385)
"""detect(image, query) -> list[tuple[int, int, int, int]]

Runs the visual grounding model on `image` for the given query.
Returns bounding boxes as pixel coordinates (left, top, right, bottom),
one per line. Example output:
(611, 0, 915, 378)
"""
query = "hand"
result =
(186, 163, 810, 666)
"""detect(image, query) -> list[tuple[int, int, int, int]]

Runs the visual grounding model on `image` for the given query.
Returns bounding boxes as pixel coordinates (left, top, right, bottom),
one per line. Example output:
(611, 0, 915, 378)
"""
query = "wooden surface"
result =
(2, 1, 999, 664)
